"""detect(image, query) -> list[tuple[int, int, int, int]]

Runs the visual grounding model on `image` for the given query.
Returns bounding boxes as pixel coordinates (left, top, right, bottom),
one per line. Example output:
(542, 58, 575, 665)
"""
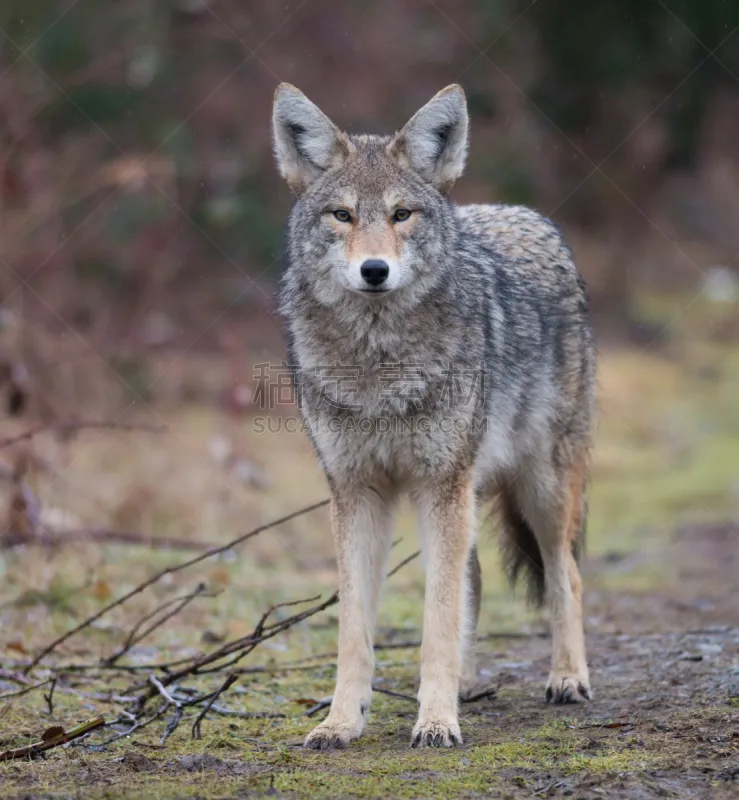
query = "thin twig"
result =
(146, 675, 184, 745)
(0, 716, 105, 761)
(304, 697, 333, 717)
(0, 421, 165, 450)
(93, 706, 168, 747)
(147, 675, 180, 708)
(191, 674, 238, 740)
(103, 583, 214, 666)
(43, 676, 57, 715)
(460, 686, 498, 703)
(386, 549, 421, 579)
(235, 661, 336, 676)
(40, 628, 539, 678)
(132, 593, 339, 697)
(0, 678, 53, 700)
(0, 669, 35, 686)
(372, 686, 417, 703)
(198, 704, 287, 720)
(160, 706, 183, 745)
(25, 498, 330, 672)
(2, 527, 216, 551)
(126, 550, 421, 701)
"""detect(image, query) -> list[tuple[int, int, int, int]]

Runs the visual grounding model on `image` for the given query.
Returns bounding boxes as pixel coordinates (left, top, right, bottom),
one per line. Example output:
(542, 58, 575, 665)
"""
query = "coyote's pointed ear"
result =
(390, 85, 468, 192)
(272, 84, 350, 194)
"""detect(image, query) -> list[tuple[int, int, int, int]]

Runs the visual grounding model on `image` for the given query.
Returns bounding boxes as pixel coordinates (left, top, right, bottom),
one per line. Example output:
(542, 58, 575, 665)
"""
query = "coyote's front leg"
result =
(304, 488, 394, 750)
(412, 470, 476, 747)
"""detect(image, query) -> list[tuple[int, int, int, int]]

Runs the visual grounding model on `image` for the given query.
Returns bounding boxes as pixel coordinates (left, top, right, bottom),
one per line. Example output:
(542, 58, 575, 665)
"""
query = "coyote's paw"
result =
(545, 672, 592, 704)
(303, 719, 363, 751)
(411, 717, 463, 748)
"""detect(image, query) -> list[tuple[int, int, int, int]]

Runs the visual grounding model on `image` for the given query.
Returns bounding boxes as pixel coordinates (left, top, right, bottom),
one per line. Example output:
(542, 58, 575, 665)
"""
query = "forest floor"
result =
(0, 296, 738, 799)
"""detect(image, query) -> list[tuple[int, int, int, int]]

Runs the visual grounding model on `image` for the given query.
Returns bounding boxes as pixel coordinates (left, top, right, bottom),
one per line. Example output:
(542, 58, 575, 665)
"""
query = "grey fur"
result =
(273, 83, 596, 748)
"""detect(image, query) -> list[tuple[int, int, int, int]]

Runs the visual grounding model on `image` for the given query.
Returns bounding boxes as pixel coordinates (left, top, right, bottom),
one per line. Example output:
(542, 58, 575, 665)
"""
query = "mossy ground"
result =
(1, 295, 738, 798)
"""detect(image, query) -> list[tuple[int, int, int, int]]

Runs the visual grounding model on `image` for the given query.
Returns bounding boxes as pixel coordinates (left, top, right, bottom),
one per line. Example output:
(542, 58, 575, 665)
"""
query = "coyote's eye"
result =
(333, 209, 352, 223)
(393, 208, 412, 222)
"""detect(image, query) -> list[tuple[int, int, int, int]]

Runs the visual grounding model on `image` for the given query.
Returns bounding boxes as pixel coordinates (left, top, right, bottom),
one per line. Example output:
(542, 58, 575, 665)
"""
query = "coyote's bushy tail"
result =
(498, 490, 546, 607)
(498, 486, 586, 608)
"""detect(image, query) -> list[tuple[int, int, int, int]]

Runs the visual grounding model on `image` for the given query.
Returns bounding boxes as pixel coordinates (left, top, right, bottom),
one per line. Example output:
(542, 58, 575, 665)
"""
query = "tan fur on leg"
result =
(304, 488, 395, 749)
(411, 470, 476, 747)
(543, 461, 590, 702)
(513, 457, 591, 703)
(460, 545, 482, 697)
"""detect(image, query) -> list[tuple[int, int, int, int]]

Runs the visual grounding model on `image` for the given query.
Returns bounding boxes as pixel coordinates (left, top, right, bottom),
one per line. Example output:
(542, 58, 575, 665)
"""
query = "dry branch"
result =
(372, 686, 417, 703)
(191, 704, 286, 721)
(126, 550, 420, 705)
(148, 675, 180, 708)
(148, 676, 184, 745)
(0, 716, 105, 761)
(161, 705, 183, 745)
(16, 535, 421, 753)
(0, 421, 165, 450)
(0, 678, 53, 701)
(191, 673, 238, 740)
(26, 498, 330, 672)
(460, 687, 498, 703)
(304, 697, 333, 717)
(127, 593, 339, 701)
(43, 676, 57, 715)
(93, 707, 168, 747)
(1, 527, 215, 551)
(102, 583, 214, 666)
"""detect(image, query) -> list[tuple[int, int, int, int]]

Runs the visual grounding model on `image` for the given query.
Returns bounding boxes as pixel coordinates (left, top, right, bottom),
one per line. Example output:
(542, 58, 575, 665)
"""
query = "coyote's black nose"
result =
(360, 259, 389, 287)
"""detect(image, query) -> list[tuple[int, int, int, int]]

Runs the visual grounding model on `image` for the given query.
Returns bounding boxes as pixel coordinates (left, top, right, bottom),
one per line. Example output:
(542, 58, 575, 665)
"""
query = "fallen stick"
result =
(460, 686, 498, 703)
(43, 676, 57, 715)
(0, 669, 35, 686)
(192, 704, 286, 721)
(0, 421, 165, 450)
(25, 498, 330, 673)
(0, 716, 105, 761)
(177, 551, 421, 680)
(0, 678, 53, 701)
(148, 674, 185, 746)
(127, 551, 420, 702)
(304, 697, 332, 717)
(372, 686, 416, 703)
(128, 594, 339, 699)
(0, 421, 167, 448)
(103, 583, 215, 666)
(148, 675, 180, 708)
(92, 707, 167, 748)
(191, 673, 238, 740)
(1, 527, 215, 551)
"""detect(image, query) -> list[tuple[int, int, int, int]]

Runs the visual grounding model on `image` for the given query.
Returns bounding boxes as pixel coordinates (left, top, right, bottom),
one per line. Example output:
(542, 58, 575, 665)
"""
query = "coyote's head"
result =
(272, 84, 467, 305)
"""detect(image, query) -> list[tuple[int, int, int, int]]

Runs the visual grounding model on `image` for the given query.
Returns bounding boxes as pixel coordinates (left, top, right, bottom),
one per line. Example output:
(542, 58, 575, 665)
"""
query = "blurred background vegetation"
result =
(2, 0, 739, 416)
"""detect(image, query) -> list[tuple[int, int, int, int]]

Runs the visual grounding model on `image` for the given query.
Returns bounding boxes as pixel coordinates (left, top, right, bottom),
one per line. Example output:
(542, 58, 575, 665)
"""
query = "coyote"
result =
(272, 83, 595, 750)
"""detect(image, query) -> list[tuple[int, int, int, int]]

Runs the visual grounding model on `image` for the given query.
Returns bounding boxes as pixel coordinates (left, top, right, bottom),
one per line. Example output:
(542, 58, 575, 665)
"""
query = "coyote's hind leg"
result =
(511, 455, 591, 704)
(459, 545, 482, 698)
